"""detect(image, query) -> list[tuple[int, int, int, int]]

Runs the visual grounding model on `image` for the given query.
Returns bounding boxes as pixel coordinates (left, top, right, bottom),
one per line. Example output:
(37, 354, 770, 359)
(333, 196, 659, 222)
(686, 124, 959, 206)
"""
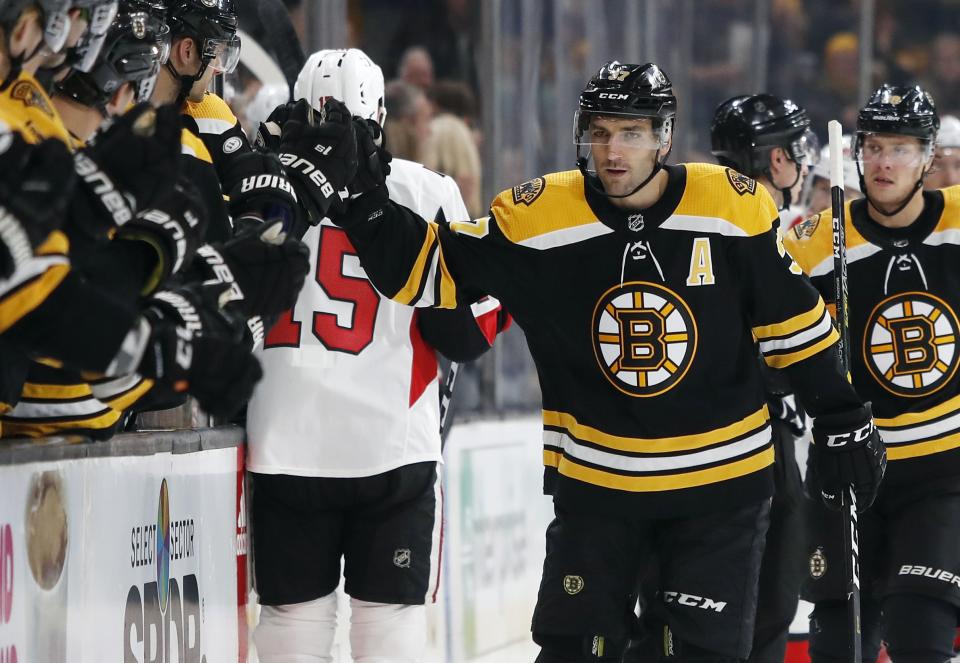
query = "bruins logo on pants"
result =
(592, 282, 697, 397)
(864, 291, 960, 397)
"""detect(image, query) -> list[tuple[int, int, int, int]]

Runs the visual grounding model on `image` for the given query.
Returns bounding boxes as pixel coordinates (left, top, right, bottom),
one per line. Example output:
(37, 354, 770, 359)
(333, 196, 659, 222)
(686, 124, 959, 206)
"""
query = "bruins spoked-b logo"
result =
(592, 282, 698, 397)
(512, 177, 545, 206)
(864, 291, 960, 397)
(563, 575, 584, 595)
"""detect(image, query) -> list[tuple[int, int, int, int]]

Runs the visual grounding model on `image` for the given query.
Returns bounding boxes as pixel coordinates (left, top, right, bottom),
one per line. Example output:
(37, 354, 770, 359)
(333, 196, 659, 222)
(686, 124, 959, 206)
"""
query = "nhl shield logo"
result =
(512, 177, 546, 206)
(809, 548, 827, 579)
(563, 575, 584, 595)
(393, 548, 411, 568)
(725, 168, 757, 196)
(627, 213, 644, 232)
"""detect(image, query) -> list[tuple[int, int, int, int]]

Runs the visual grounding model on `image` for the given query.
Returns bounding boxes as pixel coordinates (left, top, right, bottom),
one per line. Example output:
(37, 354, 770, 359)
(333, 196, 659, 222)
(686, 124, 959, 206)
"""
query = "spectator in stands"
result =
(927, 32, 960, 116)
(384, 79, 432, 162)
(806, 32, 862, 142)
(422, 111, 482, 217)
(925, 114, 960, 189)
(398, 45, 434, 90)
(430, 79, 480, 139)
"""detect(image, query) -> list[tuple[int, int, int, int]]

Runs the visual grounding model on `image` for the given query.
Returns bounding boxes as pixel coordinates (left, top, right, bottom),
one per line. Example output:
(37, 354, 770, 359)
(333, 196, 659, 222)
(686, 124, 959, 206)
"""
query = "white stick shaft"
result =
(829, 120, 844, 189)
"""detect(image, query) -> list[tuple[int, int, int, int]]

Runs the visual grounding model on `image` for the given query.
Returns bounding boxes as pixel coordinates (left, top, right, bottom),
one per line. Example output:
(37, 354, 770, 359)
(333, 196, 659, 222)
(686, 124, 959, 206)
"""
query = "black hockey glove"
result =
(197, 222, 311, 318)
(139, 285, 263, 419)
(219, 150, 302, 237)
(810, 403, 886, 511)
(0, 133, 75, 276)
(349, 117, 392, 198)
(71, 103, 183, 237)
(277, 98, 358, 224)
(253, 101, 295, 154)
(115, 178, 209, 294)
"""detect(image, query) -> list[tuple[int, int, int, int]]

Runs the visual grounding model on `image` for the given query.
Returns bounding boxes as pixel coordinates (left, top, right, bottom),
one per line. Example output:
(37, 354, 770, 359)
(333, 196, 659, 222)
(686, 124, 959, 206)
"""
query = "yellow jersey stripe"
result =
(762, 327, 839, 369)
(1, 407, 123, 437)
(394, 227, 437, 305)
(876, 391, 960, 428)
(556, 446, 774, 492)
(886, 431, 960, 461)
(542, 405, 769, 454)
(753, 299, 826, 340)
(0, 259, 69, 333)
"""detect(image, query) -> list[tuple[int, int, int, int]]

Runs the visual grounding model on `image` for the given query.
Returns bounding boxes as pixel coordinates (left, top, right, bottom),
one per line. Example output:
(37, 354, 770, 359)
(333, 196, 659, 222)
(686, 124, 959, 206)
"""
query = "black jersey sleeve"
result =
(732, 219, 861, 417)
(335, 188, 510, 309)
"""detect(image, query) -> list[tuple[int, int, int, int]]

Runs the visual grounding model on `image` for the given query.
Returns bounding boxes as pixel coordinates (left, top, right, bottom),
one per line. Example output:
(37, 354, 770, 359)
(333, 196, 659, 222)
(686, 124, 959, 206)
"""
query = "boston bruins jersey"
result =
(786, 188, 960, 490)
(246, 159, 501, 477)
(184, 92, 251, 177)
(341, 163, 861, 516)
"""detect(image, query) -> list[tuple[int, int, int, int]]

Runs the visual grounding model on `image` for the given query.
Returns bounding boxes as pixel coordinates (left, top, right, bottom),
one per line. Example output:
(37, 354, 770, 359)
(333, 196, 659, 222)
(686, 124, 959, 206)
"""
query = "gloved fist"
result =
(277, 98, 357, 224)
(195, 222, 310, 318)
(349, 117, 392, 198)
(115, 178, 209, 293)
(73, 103, 183, 233)
(0, 133, 75, 276)
(220, 151, 301, 237)
(139, 284, 263, 419)
(810, 403, 886, 511)
(253, 101, 296, 154)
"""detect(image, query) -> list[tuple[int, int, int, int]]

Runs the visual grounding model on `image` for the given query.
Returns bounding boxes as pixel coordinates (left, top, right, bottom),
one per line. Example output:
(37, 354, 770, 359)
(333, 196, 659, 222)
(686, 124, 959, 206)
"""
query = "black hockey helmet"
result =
(575, 61, 677, 198)
(857, 84, 939, 141)
(164, 0, 238, 104)
(854, 84, 939, 217)
(56, 0, 170, 114)
(710, 94, 817, 176)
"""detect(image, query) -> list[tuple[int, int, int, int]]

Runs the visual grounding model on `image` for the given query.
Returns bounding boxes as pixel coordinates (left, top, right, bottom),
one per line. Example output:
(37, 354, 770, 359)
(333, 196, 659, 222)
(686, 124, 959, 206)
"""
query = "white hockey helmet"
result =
(937, 115, 960, 149)
(294, 48, 387, 125)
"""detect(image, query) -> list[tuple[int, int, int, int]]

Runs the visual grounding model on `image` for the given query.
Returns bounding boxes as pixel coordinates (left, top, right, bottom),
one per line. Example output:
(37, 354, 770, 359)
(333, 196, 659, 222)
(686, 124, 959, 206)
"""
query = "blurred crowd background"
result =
(224, 0, 960, 421)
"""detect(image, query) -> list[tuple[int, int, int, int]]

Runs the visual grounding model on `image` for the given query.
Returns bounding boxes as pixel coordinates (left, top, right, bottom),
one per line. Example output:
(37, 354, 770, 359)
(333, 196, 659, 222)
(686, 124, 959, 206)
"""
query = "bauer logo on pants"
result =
(863, 291, 960, 397)
(563, 575, 584, 595)
(393, 548, 411, 568)
(592, 281, 698, 397)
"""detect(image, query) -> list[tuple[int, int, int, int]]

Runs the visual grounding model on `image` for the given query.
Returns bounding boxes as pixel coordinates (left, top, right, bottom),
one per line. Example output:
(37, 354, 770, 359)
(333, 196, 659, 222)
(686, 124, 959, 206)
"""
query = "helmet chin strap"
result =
(576, 144, 672, 201)
(762, 160, 802, 212)
(856, 161, 926, 218)
(166, 57, 210, 108)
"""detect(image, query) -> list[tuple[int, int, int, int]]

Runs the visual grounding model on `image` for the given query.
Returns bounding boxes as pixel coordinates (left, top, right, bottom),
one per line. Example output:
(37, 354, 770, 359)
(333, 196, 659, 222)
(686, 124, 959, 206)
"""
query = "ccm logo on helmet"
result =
(598, 93, 630, 100)
(662, 591, 727, 612)
(825, 421, 875, 448)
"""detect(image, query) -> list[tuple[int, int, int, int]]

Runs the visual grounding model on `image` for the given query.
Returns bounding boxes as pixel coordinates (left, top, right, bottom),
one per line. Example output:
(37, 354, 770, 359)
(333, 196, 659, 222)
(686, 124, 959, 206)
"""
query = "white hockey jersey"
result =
(246, 159, 472, 477)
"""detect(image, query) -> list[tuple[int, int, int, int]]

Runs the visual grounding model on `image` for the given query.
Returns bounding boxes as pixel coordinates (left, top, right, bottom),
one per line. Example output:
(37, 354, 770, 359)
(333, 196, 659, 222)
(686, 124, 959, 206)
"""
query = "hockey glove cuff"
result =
(349, 117, 392, 198)
(221, 151, 301, 236)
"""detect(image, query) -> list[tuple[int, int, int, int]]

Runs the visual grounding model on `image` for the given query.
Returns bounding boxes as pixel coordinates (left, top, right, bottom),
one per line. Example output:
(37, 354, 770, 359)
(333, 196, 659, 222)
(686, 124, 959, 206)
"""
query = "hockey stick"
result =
(829, 119, 862, 663)
(438, 361, 460, 450)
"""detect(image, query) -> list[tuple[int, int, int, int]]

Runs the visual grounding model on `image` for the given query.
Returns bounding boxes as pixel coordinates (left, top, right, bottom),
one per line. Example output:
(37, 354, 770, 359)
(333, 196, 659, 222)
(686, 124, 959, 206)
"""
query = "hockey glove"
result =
(253, 101, 295, 154)
(139, 284, 263, 419)
(810, 403, 886, 511)
(219, 151, 301, 237)
(197, 223, 311, 318)
(349, 117, 392, 198)
(71, 103, 183, 237)
(277, 98, 357, 224)
(0, 134, 76, 276)
(115, 178, 209, 294)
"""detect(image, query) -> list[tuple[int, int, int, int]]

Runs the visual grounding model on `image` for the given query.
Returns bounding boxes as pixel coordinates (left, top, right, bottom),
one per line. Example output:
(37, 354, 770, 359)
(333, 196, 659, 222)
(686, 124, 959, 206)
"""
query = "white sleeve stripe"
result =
(758, 309, 833, 354)
(810, 242, 884, 276)
(659, 214, 749, 236)
(193, 117, 236, 136)
(517, 222, 613, 249)
(416, 246, 440, 307)
(0, 254, 68, 299)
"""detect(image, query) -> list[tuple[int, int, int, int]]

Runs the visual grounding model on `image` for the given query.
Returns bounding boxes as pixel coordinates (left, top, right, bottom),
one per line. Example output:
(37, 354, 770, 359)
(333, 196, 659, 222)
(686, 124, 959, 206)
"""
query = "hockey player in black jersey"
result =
(787, 85, 960, 663)
(315, 60, 886, 662)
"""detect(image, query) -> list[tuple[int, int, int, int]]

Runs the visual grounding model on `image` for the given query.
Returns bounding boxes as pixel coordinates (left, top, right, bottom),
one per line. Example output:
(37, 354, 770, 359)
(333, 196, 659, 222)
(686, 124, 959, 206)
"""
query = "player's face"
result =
(860, 134, 930, 204)
(926, 146, 960, 189)
(589, 116, 661, 197)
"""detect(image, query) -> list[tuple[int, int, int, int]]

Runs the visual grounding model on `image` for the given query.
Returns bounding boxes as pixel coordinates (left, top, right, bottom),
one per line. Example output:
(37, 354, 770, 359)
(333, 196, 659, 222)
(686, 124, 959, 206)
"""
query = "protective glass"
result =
(574, 111, 669, 150)
(204, 33, 241, 74)
(73, 0, 119, 72)
(787, 128, 820, 167)
(856, 133, 933, 168)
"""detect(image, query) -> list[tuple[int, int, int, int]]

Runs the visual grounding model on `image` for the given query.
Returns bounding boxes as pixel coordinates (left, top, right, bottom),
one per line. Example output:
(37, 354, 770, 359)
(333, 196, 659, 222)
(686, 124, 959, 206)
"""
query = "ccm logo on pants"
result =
(898, 565, 960, 588)
(662, 591, 727, 612)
